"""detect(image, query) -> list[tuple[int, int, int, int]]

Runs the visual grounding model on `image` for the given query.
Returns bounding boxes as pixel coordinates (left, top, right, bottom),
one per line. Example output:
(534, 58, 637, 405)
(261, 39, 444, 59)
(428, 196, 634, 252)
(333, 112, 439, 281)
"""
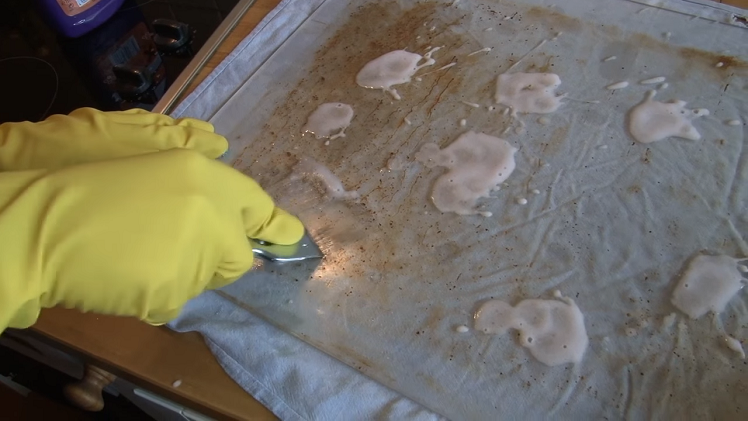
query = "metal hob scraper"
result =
(249, 231, 323, 263)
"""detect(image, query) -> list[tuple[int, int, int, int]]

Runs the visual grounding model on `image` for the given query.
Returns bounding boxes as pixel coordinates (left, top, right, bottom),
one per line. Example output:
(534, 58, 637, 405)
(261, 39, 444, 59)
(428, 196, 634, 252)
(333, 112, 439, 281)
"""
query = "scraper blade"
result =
(249, 231, 323, 263)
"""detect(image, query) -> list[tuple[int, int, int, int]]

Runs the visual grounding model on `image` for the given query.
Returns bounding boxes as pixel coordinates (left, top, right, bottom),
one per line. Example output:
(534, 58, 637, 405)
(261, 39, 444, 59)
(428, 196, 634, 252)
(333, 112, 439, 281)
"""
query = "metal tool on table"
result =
(249, 230, 323, 263)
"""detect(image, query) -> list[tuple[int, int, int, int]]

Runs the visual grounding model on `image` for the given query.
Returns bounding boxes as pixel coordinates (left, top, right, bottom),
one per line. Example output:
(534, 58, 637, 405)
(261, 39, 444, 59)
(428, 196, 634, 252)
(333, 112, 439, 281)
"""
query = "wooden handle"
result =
(63, 364, 117, 412)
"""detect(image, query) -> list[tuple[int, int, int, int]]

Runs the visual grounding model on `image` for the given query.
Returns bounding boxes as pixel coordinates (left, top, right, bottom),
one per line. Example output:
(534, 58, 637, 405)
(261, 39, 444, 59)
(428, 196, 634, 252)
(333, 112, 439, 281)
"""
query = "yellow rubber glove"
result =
(0, 108, 228, 171)
(0, 149, 303, 332)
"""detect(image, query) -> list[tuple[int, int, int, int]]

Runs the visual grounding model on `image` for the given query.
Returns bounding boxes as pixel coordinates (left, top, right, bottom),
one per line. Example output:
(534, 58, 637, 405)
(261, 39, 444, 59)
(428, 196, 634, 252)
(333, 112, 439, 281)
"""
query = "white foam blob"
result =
(474, 293, 588, 366)
(459, 118, 467, 127)
(537, 116, 550, 125)
(531, 189, 540, 195)
(461, 100, 480, 108)
(495, 73, 564, 115)
(726, 119, 742, 126)
(302, 103, 354, 140)
(640, 76, 666, 85)
(603, 55, 617, 62)
(716, 62, 724, 68)
(516, 197, 528, 205)
(468, 47, 492, 56)
(606, 81, 629, 90)
(724, 336, 745, 358)
(435, 62, 456, 71)
(356, 47, 440, 99)
(671, 254, 746, 319)
(172, 380, 182, 388)
(628, 90, 709, 144)
(415, 131, 517, 215)
(292, 157, 360, 201)
(456, 325, 469, 333)
(418, 62, 456, 78)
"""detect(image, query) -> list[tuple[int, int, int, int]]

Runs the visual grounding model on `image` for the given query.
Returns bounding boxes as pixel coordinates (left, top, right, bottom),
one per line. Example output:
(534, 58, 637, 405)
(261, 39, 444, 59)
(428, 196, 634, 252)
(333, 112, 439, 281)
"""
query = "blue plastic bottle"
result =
(35, 0, 126, 38)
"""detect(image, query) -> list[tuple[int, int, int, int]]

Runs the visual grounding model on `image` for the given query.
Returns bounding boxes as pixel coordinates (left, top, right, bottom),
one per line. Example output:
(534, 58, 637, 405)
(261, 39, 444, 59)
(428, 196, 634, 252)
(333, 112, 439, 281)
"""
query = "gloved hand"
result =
(0, 107, 228, 171)
(0, 149, 304, 331)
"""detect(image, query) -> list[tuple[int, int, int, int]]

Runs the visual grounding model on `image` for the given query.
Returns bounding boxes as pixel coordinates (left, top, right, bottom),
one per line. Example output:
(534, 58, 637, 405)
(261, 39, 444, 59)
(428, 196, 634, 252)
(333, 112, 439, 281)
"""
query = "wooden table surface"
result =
(27, 0, 748, 420)
(723, 0, 748, 7)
